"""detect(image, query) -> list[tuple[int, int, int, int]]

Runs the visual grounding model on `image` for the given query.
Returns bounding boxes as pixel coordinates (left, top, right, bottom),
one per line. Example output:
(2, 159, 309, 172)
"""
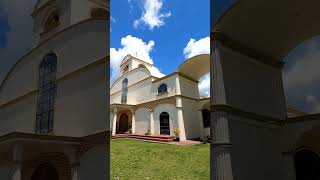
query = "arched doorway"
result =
(31, 162, 59, 180)
(160, 112, 170, 135)
(295, 149, 320, 180)
(202, 109, 210, 128)
(118, 113, 129, 133)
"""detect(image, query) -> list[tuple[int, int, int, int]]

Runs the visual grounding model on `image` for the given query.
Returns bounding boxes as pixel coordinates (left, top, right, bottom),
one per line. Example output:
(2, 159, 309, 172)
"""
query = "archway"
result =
(31, 162, 59, 180)
(295, 149, 320, 180)
(160, 112, 170, 135)
(202, 109, 210, 128)
(118, 113, 129, 133)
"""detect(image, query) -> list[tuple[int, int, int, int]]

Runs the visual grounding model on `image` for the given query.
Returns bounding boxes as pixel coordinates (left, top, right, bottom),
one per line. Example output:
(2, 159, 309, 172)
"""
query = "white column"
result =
(198, 109, 204, 140)
(132, 112, 136, 134)
(71, 163, 80, 180)
(112, 108, 117, 135)
(211, 40, 234, 180)
(176, 96, 186, 141)
(150, 110, 154, 135)
(282, 151, 296, 180)
(12, 142, 22, 180)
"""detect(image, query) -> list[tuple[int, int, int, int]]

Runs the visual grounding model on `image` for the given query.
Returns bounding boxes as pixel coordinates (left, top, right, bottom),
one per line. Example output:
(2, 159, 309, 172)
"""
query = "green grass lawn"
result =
(110, 139, 210, 180)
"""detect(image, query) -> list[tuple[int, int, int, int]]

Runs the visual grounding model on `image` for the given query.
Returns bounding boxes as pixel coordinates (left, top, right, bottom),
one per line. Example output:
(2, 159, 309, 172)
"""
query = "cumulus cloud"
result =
(305, 95, 320, 113)
(133, 0, 171, 30)
(198, 73, 210, 97)
(0, 0, 35, 84)
(183, 37, 210, 58)
(110, 35, 164, 83)
(283, 36, 320, 113)
(183, 36, 210, 97)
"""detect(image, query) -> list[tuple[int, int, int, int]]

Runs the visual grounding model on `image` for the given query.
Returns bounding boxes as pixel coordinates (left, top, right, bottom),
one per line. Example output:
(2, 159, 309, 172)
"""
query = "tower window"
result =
(121, 78, 128, 104)
(158, 84, 168, 94)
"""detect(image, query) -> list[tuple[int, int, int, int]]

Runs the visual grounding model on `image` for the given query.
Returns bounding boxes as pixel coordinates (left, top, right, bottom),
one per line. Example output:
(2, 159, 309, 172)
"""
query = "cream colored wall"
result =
(0, 94, 37, 136)
(54, 63, 107, 137)
(153, 103, 177, 135)
(179, 78, 199, 99)
(181, 98, 200, 139)
(220, 47, 287, 119)
(0, 19, 108, 137)
(229, 117, 283, 180)
(134, 107, 150, 134)
(79, 145, 107, 180)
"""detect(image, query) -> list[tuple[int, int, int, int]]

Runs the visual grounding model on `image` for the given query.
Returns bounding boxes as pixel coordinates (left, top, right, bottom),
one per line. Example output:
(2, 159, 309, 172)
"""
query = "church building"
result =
(0, 0, 108, 179)
(110, 54, 210, 141)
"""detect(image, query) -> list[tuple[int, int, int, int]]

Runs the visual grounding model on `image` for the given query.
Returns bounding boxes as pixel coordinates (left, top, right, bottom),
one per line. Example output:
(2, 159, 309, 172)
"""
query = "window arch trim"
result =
(158, 83, 168, 94)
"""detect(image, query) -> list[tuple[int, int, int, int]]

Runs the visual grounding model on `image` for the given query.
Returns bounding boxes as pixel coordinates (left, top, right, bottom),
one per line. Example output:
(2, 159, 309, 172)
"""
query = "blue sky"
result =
(0, 16, 10, 48)
(110, 0, 210, 79)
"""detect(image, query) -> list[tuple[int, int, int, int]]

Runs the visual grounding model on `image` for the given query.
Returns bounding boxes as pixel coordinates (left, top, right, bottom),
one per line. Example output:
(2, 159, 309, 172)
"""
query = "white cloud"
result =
(0, 0, 35, 84)
(198, 73, 210, 97)
(183, 37, 210, 58)
(183, 36, 210, 97)
(110, 35, 164, 83)
(133, 0, 171, 30)
(306, 95, 320, 113)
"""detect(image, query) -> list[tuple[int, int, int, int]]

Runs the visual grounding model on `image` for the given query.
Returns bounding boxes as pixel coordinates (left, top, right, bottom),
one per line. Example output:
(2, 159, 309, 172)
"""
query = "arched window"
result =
(43, 11, 60, 33)
(36, 53, 57, 134)
(202, 109, 210, 128)
(138, 64, 146, 68)
(121, 78, 128, 104)
(123, 65, 129, 72)
(158, 83, 168, 94)
(91, 8, 108, 19)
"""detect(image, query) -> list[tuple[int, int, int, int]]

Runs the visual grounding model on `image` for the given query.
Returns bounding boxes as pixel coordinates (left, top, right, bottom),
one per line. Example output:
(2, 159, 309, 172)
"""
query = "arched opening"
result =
(202, 109, 210, 128)
(138, 64, 146, 69)
(43, 11, 60, 33)
(36, 53, 57, 134)
(31, 162, 59, 180)
(295, 149, 320, 180)
(91, 8, 108, 19)
(160, 112, 170, 135)
(118, 113, 129, 134)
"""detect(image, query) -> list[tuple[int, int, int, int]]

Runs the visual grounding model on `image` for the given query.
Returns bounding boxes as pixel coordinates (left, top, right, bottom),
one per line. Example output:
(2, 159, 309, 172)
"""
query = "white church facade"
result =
(0, 0, 108, 179)
(110, 54, 211, 141)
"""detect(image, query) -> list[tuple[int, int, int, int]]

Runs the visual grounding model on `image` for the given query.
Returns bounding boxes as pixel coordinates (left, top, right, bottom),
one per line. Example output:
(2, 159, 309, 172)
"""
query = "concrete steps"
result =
(111, 134, 175, 142)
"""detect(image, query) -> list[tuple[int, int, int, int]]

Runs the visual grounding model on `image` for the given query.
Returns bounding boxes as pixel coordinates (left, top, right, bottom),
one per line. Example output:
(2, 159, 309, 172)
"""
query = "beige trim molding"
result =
(0, 90, 37, 109)
(31, 0, 56, 16)
(152, 72, 199, 84)
(287, 113, 320, 123)
(212, 31, 285, 69)
(211, 104, 282, 124)
(57, 56, 108, 83)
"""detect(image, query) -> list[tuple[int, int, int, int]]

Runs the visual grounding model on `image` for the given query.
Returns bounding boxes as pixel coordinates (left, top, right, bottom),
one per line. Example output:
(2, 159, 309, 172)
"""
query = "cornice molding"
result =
(212, 31, 285, 69)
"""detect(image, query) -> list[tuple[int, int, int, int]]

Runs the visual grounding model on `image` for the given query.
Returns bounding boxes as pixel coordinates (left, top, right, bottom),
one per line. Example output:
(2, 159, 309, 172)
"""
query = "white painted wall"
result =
(153, 104, 177, 135)
(79, 145, 107, 180)
(180, 78, 199, 99)
(134, 108, 150, 134)
(181, 98, 200, 139)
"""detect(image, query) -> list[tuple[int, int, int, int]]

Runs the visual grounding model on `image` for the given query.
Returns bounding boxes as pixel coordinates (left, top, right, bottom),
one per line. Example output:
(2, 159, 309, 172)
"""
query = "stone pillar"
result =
(12, 142, 22, 180)
(132, 111, 136, 134)
(149, 110, 154, 135)
(112, 108, 117, 135)
(211, 40, 234, 180)
(282, 151, 296, 180)
(71, 163, 80, 180)
(198, 109, 204, 140)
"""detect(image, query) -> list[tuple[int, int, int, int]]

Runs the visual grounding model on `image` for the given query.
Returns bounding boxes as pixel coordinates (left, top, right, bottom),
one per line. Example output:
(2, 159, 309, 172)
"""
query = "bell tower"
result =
(31, 0, 108, 47)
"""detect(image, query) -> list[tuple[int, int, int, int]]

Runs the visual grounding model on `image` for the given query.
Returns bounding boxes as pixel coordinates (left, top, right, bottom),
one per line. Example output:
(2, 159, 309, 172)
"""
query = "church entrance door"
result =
(160, 112, 170, 135)
(31, 162, 59, 180)
(118, 113, 129, 133)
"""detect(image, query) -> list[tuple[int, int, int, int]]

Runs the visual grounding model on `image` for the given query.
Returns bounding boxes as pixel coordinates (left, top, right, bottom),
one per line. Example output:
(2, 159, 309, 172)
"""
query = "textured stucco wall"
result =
(134, 107, 150, 134)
